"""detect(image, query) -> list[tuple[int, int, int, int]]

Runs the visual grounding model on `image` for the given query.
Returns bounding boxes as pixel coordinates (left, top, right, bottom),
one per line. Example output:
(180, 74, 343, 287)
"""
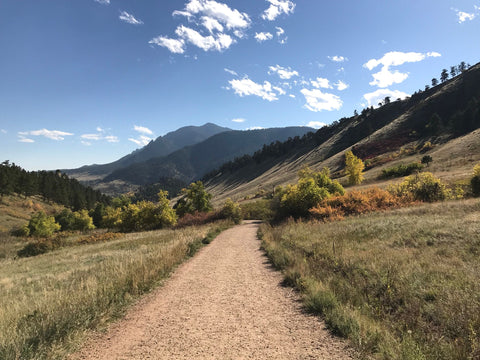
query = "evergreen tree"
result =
(440, 69, 449, 83)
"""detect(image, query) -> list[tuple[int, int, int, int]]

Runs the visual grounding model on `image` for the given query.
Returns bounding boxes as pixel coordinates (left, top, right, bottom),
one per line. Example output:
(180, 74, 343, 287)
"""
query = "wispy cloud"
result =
(134, 125, 153, 135)
(224, 68, 238, 76)
(269, 65, 299, 79)
(149, 37, 186, 54)
(0, 129, 6, 134)
(232, 118, 246, 123)
(328, 55, 347, 62)
(363, 88, 409, 107)
(275, 26, 287, 44)
(453, 7, 477, 23)
(94, 0, 110, 5)
(18, 129, 73, 141)
(128, 135, 153, 147)
(262, 0, 296, 21)
(255, 32, 273, 42)
(119, 11, 143, 25)
(80, 128, 119, 144)
(175, 25, 234, 52)
(228, 77, 279, 101)
(300, 88, 343, 112)
(364, 51, 441, 88)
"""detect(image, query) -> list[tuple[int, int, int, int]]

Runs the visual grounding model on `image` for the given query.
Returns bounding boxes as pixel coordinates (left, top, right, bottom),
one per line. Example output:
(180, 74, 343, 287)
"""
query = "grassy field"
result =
(0, 221, 231, 360)
(260, 199, 480, 360)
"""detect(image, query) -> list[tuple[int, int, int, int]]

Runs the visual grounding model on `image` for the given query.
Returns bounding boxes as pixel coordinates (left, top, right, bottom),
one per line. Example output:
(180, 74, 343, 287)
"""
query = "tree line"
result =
(0, 161, 110, 210)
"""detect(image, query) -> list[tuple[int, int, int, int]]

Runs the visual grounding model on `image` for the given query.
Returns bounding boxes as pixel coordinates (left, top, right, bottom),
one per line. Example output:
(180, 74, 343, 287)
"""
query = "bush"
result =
(471, 164, 480, 197)
(279, 167, 345, 219)
(240, 199, 275, 221)
(175, 211, 221, 228)
(56, 209, 95, 231)
(380, 163, 424, 179)
(27, 212, 60, 238)
(388, 172, 450, 202)
(310, 187, 408, 221)
(220, 198, 242, 224)
(345, 150, 365, 185)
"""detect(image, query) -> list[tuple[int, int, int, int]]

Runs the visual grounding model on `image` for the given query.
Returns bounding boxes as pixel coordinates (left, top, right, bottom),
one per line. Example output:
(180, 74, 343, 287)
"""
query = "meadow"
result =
(260, 199, 480, 360)
(0, 221, 231, 359)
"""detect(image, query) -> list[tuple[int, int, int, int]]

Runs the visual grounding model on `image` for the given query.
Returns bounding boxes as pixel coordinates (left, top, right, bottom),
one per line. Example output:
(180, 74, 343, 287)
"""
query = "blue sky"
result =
(0, 0, 479, 170)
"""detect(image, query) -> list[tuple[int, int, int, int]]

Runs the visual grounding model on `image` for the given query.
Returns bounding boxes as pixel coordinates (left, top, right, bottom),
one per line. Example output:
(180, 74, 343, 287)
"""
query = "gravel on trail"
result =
(72, 220, 355, 360)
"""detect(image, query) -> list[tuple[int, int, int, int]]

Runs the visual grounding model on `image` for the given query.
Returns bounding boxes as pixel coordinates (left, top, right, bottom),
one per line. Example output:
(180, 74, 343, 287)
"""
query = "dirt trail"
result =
(72, 221, 354, 359)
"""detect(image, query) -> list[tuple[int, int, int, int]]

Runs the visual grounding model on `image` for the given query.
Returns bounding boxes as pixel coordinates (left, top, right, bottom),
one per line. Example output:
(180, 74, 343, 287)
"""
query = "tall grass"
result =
(0, 222, 229, 359)
(260, 199, 480, 359)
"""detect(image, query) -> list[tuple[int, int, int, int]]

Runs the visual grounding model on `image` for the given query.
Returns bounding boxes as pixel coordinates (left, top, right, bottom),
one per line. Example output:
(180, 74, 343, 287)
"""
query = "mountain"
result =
(103, 127, 315, 188)
(65, 123, 231, 180)
(204, 62, 480, 204)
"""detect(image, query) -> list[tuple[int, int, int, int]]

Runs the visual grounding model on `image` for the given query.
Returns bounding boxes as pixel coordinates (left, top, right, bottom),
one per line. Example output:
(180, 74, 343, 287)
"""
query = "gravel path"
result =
(72, 220, 355, 359)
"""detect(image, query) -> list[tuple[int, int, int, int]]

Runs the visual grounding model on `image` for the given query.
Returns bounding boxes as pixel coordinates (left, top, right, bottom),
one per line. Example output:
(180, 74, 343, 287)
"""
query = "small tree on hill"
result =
(440, 69, 449, 83)
(175, 181, 213, 217)
(431, 78, 438, 87)
(345, 150, 365, 185)
(421, 155, 433, 167)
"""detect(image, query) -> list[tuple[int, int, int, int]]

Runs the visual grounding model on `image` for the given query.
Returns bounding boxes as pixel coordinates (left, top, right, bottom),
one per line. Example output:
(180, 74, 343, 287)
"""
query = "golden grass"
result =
(0, 222, 229, 359)
(260, 199, 480, 359)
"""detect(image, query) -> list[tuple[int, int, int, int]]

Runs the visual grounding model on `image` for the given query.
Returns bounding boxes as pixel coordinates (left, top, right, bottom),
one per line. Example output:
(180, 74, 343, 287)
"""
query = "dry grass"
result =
(260, 199, 480, 360)
(0, 222, 229, 359)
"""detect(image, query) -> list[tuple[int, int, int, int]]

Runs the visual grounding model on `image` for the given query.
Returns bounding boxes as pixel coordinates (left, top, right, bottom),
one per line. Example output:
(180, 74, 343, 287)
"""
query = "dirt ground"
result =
(71, 220, 355, 359)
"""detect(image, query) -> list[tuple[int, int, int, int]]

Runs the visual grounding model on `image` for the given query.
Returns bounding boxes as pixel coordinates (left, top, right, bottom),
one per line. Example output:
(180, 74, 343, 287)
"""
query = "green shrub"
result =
(220, 198, 242, 224)
(388, 172, 450, 202)
(27, 212, 60, 237)
(380, 163, 424, 179)
(240, 199, 275, 221)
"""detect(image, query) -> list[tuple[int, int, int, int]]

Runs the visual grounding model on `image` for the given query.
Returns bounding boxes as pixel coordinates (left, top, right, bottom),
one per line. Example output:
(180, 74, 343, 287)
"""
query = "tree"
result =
(384, 96, 391, 104)
(27, 212, 61, 237)
(440, 69, 449, 83)
(424, 85, 430, 91)
(175, 181, 213, 217)
(450, 66, 457, 78)
(421, 155, 433, 167)
(345, 150, 365, 185)
(459, 61, 467, 73)
(431, 78, 438, 87)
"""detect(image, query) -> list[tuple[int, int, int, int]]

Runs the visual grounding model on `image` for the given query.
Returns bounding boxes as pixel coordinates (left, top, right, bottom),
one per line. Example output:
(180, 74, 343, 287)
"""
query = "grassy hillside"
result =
(0, 221, 231, 359)
(260, 199, 480, 360)
(206, 63, 480, 205)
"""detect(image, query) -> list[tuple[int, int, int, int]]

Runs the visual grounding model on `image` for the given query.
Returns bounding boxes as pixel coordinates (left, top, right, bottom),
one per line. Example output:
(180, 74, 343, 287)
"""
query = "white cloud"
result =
(310, 77, 332, 89)
(94, 0, 110, 4)
(129, 136, 153, 147)
(454, 9, 476, 23)
(335, 80, 349, 91)
(119, 11, 143, 25)
(81, 131, 119, 143)
(364, 51, 441, 88)
(229, 77, 278, 101)
(0, 129, 6, 134)
(81, 134, 102, 141)
(149, 36, 186, 54)
(105, 135, 119, 143)
(224, 68, 238, 76)
(134, 125, 154, 135)
(255, 32, 273, 42)
(174, 0, 251, 30)
(300, 89, 343, 112)
(306, 121, 327, 129)
(363, 88, 409, 107)
(328, 55, 347, 62)
(262, 0, 296, 21)
(232, 118, 246, 123)
(19, 137, 35, 143)
(201, 16, 224, 33)
(246, 126, 265, 130)
(175, 25, 234, 52)
(289, 94, 296, 98)
(275, 26, 287, 44)
(19, 129, 73, 141)
(269, 65, 299, 79)
(273, 86, 286, 95)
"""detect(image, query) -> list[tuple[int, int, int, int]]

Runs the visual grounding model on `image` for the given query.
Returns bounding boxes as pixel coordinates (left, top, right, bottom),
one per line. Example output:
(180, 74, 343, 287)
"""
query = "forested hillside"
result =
(0, 161, 110, 210)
